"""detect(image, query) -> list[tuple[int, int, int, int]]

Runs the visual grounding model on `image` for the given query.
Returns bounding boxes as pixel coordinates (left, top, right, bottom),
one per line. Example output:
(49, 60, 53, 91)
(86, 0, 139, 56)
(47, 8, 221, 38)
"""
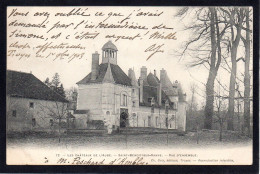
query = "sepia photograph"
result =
(6, 6, 253, 165)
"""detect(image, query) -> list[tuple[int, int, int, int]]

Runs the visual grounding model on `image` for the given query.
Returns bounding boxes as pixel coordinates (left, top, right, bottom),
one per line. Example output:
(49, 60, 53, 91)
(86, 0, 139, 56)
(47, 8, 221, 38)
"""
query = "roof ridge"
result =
(7, 69, 31, 74)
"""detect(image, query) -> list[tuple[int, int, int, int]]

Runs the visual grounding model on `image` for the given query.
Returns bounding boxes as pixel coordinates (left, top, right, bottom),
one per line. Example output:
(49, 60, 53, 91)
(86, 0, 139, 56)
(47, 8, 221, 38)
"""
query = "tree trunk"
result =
(243, 7, 251, 136)
(204, 72, 216, 129)
(227, 50, 237, 131)
(204, 7, 217, 130)
(219, 121, 223, 141)
(59, 118, 61, 143)
(227, 8, 243, 131)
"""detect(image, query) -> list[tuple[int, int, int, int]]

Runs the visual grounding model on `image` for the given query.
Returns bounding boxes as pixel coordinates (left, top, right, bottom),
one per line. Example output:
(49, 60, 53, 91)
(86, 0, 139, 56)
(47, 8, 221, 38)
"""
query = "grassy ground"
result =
(6, 130, 252, 150)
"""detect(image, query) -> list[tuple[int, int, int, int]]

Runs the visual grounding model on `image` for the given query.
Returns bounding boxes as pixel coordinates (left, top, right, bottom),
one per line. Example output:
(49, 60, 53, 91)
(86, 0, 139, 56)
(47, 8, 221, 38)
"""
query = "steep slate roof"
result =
(141, 72, 186, 105)
(140, 86, 169, 108)
(147, 72, 160, 87)
(7, 70, 68, 103)
(77, 63, 132, 86)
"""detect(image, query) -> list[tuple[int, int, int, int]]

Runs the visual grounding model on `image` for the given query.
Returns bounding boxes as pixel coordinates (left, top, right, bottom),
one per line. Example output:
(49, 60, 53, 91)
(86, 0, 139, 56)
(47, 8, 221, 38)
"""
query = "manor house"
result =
(76, 41, 187, 132)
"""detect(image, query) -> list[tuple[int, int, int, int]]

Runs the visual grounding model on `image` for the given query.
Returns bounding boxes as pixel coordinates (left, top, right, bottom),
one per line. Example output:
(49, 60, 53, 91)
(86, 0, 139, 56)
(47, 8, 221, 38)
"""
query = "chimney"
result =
(173, 80, 178, 88)
(139, 79, 144, 103)
(157, 82, 162, 106)
(128, 68, 132, 77)
(160, 68, 166, 87)
(91, 51, 99, 81)
(154, 69, 157, 77)
(140, 66, 147, 82)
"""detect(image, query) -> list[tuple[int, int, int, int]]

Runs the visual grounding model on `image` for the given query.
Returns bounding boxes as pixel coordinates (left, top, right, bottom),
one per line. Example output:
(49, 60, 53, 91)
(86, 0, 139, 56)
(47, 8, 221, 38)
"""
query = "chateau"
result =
(76, 41, 187, 132)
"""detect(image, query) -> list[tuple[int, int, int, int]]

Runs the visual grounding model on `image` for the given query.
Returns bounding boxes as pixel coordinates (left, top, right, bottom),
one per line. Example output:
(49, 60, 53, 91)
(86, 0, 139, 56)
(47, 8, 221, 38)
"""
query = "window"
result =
(50, 119, 53, 126)
(124, 95, 127, 106)
(12, 110, 16, 117)
(132, 89, 135, 93)
(156, 117, 158, 126)
(148, 116, 151, 127)
(106, 111, 110, 115)
(132, 101, 135, 107)
(121, 93, 128, 106)
(165, 118, 168, 127)
(29, 102, 34, 108)
(170, 124, 172, 128)
(32, 118, 36, 127)
(173, 102, 177, 110)
(148, 97, 152, 103)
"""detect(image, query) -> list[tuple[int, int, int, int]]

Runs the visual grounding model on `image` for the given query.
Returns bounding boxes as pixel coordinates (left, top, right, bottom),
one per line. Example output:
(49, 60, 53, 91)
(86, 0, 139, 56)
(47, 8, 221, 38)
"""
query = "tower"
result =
(101, 40, 118, 65)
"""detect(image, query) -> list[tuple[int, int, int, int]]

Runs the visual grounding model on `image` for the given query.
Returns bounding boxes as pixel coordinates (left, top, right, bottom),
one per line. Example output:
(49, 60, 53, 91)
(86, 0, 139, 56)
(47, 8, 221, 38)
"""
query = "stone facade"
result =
(7, 96, 68, 132)
(76, 41, 187, 132)
(6, 70, 69, 133)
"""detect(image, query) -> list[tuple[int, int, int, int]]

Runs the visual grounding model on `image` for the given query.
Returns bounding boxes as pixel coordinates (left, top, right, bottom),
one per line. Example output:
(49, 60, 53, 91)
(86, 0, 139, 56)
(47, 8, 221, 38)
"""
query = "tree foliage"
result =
(44, 73, 66, 99)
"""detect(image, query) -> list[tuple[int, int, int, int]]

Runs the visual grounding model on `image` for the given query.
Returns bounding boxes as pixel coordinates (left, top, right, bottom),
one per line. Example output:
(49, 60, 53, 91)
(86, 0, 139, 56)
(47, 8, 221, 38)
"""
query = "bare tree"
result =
(186, 83, 199, 131)
(176, 7, 228, 129)
(241, 7, 252, 136)
(214, 90, 228, 142)
(220, 8, 246, 130)
(65, 87, 78, 101)
(38, 101, 68, 143)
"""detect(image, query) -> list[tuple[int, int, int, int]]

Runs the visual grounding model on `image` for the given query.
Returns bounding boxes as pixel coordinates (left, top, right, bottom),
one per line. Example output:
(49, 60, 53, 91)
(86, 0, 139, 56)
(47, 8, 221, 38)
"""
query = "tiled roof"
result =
(7, 70, 68, 103)
(77, 63, 132, 86)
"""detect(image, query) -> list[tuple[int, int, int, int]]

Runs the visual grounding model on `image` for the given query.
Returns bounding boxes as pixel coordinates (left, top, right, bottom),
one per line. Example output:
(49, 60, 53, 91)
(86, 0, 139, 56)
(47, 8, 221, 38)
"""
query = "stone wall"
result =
(7, 96, 67, 132)
(134, 106, 178, 129)
(77, 83, 103, 119)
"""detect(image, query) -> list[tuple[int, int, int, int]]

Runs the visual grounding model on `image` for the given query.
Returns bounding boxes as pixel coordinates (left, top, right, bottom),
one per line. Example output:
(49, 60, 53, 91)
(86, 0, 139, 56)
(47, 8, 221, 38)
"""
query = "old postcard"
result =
(6, 6, 253, 165)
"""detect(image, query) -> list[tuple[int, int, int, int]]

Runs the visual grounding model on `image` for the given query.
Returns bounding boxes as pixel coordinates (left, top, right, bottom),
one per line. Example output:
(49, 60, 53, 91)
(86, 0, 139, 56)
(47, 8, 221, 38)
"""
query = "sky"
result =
(7, 7, 251, 107)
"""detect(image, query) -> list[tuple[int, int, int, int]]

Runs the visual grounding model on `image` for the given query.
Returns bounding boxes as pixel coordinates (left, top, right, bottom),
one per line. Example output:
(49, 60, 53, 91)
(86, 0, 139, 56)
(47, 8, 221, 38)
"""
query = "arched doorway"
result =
(120, 112, 128, 128)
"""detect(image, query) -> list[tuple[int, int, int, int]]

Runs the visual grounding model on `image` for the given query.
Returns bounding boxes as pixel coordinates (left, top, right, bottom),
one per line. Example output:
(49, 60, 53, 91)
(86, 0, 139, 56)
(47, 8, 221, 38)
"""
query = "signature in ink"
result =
(145, 43, 164, 61)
